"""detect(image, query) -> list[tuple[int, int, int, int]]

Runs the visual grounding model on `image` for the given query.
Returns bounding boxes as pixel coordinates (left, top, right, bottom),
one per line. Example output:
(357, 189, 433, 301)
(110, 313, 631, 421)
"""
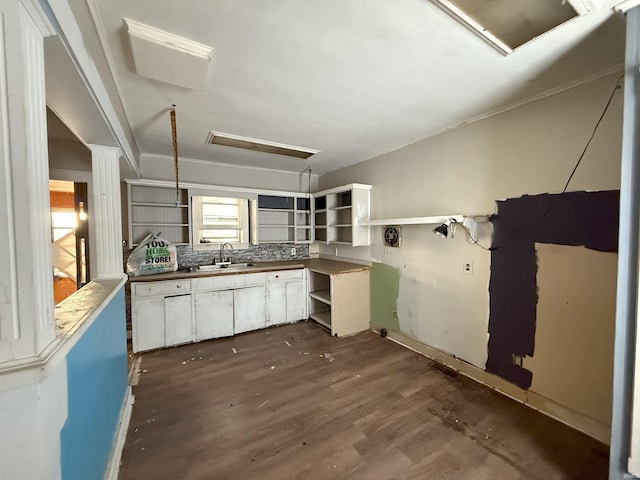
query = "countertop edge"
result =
(128, 258, 371, 282)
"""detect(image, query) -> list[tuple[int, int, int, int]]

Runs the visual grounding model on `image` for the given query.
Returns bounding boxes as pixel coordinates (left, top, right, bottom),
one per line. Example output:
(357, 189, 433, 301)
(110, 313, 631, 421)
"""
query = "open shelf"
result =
(310, 289, 331, 305)
(257, 194, 313, 244)
(309, 311, 331, 330)
(127, 182, 191, 247)
(312, 184, 371, 247)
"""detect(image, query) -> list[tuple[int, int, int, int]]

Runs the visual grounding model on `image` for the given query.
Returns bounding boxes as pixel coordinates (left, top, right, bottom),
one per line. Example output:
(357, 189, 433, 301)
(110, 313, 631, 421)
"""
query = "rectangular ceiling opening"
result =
(430, 0, 579, 54)
(205, 132, 319, 159)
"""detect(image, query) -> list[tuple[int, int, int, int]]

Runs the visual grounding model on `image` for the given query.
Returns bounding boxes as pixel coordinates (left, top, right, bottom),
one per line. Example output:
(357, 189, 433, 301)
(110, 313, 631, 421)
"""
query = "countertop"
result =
(128, 258, 370, 282)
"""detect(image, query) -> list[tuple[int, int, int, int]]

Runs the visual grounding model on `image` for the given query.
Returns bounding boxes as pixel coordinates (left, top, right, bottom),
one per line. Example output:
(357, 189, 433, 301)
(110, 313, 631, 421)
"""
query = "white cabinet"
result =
(265, 270, 306, 326)
(133, 297, 165, 352)
(308, 266, 370, 337)
(164, 294, 193, 346)
(193, 273, 268, 337)
(234, 286, 267, 334)
(285, 281, 306, 322)
(192, 269, 304, 335)
(266, 282, 287, 325)
(194, 290, 234, 341)
(132, 268, 306, 351)
(132, 279, 193, 353)
(313, 184, 371, 246)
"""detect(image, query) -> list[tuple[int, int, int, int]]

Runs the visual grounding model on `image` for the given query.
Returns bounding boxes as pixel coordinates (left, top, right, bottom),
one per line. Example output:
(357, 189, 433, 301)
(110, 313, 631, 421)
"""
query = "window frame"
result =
(191, 195, 250, 250)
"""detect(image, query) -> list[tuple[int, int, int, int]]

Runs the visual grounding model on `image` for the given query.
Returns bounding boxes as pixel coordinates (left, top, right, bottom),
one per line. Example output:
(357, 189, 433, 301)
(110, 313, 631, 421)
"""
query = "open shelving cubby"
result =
(312, 184, 371, 246)
(257, 194, 312, 244)
(308, 270, 331, 330)
(127, 182, 190, 247)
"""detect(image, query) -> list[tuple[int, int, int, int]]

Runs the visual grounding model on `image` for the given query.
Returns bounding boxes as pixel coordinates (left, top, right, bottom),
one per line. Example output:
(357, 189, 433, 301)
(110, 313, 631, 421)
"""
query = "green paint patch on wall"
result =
(371, 262, 400, 332)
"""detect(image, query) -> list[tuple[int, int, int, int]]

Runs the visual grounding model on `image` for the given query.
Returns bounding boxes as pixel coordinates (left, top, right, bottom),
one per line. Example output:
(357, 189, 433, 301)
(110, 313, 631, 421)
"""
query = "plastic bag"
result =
(126, 232, 178, 276)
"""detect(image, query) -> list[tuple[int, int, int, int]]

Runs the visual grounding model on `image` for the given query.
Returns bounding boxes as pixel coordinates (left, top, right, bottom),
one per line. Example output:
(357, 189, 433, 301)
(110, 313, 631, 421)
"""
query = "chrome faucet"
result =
(219, 242, 234, 264)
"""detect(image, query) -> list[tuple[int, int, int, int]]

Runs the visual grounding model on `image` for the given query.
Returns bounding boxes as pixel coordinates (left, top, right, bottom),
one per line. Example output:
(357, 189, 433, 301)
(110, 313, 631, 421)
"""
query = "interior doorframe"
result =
(49, 168, 97, 283)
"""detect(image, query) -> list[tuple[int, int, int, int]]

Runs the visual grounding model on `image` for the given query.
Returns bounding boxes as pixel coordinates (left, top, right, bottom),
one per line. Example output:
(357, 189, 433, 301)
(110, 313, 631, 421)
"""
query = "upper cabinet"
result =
(313, 184, 371, 247)
(257, 194, 312, 244)
(126, 181, 190, 247)
(125, 180, 371, 248)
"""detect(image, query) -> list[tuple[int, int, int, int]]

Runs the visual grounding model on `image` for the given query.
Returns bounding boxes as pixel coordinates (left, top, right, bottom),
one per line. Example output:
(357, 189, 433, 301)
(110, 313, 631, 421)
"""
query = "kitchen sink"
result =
(197, 263, 256, 272)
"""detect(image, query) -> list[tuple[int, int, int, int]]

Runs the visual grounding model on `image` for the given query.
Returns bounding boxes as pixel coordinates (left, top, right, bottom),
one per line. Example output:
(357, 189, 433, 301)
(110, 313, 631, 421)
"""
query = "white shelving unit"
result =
(257, 194, 312, 244)
(359, 214, 491, 242)
(308, 264, 370, 337)
(126, 181, 190, 247)
(313, 183, 371, 247)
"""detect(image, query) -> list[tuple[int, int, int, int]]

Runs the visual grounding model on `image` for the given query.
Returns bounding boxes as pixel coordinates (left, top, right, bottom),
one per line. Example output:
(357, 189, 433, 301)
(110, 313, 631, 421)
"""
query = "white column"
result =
(612, 5, 640, 479)
(0, 0, 56, 365)
(90, 145, 124, 279)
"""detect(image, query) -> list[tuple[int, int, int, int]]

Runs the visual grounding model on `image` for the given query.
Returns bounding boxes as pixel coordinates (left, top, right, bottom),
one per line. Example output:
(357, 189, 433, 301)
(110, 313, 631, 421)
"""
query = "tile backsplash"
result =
(175, 243, 309, 267)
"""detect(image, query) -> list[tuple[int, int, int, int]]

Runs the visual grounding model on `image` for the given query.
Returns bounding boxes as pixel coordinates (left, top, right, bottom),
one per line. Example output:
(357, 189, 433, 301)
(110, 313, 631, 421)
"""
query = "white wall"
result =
(140, 153, 318, 193)
(319, 73, 622, 437)
(48, 138, 91, 171)
(0, 362, 67, 480)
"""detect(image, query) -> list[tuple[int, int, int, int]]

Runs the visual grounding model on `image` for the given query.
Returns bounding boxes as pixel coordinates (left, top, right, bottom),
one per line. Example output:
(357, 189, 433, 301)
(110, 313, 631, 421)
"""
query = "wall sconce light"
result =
(433, 219, 453, 238)
(78, 201, 88, 221)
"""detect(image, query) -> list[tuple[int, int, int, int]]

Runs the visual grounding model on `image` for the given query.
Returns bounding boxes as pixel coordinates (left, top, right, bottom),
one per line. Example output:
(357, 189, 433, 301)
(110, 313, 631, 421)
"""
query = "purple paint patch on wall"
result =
(487, 190, 619, 389)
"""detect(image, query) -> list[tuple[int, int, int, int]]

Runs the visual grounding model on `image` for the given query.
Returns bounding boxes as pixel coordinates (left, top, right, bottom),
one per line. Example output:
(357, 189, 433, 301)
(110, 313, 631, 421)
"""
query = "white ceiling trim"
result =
(126, 176, 316, 198)
(141, 152, 320, 177)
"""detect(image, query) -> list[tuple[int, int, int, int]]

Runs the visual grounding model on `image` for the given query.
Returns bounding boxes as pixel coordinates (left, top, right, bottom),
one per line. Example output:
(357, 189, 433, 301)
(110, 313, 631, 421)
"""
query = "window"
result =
(51, 210, 76, 241)
(191, 195, 249, 249)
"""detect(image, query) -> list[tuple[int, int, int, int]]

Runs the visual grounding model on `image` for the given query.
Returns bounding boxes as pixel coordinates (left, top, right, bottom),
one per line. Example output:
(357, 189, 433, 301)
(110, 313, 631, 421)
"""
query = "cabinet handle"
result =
(275, 275, 279, 279)
(177, 284, 181, 288)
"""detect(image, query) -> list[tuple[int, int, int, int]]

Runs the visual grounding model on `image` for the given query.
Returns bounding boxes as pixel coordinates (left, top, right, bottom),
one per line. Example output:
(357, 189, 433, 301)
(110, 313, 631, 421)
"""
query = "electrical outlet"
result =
(463, 260, 473, 275)
(291, 247, 296, 256)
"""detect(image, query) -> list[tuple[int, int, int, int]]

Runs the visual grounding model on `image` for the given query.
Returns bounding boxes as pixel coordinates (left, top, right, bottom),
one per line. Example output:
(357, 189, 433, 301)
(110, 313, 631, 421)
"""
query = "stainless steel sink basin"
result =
(197, 263, 255, 272)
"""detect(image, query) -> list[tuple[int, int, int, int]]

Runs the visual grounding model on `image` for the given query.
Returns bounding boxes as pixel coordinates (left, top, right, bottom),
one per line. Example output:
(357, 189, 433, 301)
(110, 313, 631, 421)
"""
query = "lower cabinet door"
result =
(234, 286, 267, 334)
(266, 282, 287, 326)
(164, 294, 193, 347)
(194, 290, 234, 341)
(285, 280, 305, 322)
(133, 297, 165, 352)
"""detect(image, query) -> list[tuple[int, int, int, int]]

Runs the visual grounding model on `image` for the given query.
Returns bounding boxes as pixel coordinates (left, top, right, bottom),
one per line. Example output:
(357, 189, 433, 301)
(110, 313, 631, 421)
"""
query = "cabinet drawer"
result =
(265, 269, 303, 282)
(134, 279, 191, 297)
(192, 272, 266, 291)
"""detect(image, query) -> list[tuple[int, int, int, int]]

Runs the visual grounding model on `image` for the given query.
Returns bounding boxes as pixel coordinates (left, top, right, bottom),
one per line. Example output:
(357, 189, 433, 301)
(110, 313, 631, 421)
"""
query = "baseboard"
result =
(370, 323, 611, 445)
(104, 386, 134, 480)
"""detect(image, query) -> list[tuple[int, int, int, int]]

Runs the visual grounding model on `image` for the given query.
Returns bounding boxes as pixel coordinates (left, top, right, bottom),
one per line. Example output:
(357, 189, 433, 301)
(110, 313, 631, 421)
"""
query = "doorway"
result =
(49, 179, 90, 304)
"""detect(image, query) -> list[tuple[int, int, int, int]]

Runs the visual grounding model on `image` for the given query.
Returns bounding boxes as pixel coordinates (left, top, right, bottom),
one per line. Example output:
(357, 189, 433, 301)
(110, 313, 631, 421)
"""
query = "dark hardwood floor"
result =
(119, 321, 608, 480)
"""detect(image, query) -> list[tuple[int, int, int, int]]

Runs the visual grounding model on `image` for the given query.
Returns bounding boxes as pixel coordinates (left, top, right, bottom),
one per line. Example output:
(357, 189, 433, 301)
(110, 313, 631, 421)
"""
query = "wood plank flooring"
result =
(118, 321, 608, 479)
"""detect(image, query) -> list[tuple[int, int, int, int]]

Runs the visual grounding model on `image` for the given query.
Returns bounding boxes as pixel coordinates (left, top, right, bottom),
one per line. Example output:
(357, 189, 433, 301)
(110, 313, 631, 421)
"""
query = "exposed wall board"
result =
(488, 190, 619, 388)
(526, 243, 616, 426)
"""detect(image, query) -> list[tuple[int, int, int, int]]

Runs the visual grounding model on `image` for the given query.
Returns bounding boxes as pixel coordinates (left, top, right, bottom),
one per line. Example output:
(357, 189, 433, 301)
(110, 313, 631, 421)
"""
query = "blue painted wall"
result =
(60, 287, 128, 480)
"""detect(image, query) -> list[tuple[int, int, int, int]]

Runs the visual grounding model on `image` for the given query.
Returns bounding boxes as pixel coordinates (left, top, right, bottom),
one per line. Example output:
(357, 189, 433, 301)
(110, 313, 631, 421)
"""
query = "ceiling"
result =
(77, 0, 625, 176)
